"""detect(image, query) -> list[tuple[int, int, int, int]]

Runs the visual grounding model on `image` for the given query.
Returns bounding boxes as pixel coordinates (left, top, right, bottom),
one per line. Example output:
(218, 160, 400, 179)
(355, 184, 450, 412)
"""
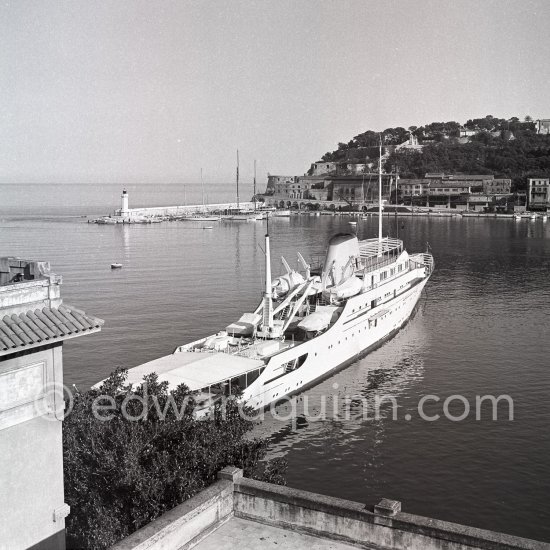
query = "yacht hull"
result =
(241, 276, 428, 410)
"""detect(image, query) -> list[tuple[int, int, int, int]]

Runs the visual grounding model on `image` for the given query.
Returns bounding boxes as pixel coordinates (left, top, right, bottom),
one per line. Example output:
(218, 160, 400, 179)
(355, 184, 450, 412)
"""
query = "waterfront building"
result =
(528, 178, 550, 211)
(398, 177, 474, 206)
(397, 178, 431, 197)
(428, 181, 474, 196)
(398, 174, 515, 209)
(298, 175, 330, 200)
(265, 172, 394, 205)
(330, 174, 393, 203)
(535, 119, 550, 134)
(0, 258, 103, 550)
(266, 174, 298, 196)
(483, 178, 512, 194)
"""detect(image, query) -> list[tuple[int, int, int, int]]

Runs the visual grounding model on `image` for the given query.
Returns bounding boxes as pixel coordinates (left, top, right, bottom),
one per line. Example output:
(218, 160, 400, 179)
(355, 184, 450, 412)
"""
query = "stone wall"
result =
(234, 477, 546, 550)
(110, 469, 239, 550)
(109, 467, 548, 550)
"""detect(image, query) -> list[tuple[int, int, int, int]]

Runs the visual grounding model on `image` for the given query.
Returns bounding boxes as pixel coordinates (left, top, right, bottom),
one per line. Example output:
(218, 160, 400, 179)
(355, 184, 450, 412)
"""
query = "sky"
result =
(1, 0, 549, 184)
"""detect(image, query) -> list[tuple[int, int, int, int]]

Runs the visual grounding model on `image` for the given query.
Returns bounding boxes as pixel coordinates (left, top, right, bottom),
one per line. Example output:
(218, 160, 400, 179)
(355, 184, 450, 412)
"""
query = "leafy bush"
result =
(63, 369, 286, 549)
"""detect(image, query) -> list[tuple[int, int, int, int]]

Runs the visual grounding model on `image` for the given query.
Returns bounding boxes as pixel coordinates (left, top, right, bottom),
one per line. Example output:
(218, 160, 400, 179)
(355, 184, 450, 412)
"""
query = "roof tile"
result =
(0, 304, 103, 355)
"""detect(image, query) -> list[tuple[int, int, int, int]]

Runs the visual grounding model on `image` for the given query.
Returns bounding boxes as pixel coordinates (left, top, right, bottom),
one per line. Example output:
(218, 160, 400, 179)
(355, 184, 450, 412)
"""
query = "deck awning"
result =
(0, 304, 104, 357)
(114, 351, 265, 392)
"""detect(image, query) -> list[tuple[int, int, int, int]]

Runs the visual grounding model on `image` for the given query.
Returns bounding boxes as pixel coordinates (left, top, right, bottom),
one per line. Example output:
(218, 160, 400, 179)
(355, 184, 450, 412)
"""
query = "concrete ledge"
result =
(110, 479, 233, 550)
(234, 478, 549, 550)
(235, 478, 374, 523)
(109, 469, 550, 550)
(376, 511, 549, 550)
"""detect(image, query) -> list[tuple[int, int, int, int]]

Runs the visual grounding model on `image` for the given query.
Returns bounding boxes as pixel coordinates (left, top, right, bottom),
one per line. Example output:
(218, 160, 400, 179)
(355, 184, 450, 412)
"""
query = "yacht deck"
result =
(120, 351, 264, 391)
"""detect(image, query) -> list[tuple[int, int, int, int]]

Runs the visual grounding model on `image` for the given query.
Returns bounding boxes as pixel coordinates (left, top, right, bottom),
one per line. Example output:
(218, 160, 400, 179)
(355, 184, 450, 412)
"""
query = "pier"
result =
(114, 189, 255, 218)
(89, 189, 257, 223)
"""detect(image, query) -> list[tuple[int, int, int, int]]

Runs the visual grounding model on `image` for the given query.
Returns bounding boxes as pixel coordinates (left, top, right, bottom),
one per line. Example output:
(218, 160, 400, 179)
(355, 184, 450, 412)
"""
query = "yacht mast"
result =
(378, 137, 383, 255)
(262, 215, 273, 332)
(200, 168, 204, 210)
(253, 159, 257, 211)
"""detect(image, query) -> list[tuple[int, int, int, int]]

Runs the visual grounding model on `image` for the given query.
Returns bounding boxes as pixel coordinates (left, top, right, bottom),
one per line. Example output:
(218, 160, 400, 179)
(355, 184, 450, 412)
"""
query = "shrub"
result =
(63, 369, 286, 549)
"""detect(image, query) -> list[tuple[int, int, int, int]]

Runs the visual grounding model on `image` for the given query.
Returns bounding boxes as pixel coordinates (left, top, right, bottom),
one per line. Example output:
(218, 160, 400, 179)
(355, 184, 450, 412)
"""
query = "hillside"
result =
(317, 116, 550, 190)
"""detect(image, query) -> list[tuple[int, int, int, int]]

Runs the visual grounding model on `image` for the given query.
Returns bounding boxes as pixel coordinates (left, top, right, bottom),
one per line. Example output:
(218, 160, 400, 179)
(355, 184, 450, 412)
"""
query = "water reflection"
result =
(253, 313, 427, 460)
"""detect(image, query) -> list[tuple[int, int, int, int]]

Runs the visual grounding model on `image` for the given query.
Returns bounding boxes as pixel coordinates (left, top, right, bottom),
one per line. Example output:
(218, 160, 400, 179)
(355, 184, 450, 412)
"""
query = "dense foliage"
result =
(63, 369, 286, 550)
(318, 115, 550, 190)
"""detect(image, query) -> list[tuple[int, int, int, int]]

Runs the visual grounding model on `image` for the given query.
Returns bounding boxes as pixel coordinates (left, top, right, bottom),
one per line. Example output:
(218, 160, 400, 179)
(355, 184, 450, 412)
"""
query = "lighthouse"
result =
(121, 188, 129, 215)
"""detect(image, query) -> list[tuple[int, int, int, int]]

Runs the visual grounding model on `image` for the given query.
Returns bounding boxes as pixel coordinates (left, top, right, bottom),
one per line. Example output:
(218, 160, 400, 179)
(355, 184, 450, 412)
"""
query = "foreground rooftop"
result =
(112, 467, 549, 550)
(195, 516, 358, 550)
(0, 257, 104, 356)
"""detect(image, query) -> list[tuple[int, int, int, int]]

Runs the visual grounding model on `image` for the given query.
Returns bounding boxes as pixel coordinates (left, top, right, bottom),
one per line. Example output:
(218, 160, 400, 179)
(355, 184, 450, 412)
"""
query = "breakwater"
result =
(116, 201, 256, 217)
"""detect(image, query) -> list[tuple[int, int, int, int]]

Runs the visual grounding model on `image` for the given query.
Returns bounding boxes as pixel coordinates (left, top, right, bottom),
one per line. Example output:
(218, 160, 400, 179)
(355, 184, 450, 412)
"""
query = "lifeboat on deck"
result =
(324, 276, 362, 301)
(271, 271, 305, 297)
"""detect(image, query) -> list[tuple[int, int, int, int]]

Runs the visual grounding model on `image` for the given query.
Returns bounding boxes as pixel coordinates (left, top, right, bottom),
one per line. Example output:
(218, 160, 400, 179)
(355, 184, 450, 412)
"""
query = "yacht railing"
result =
(359, 253, 400, 273)
(409, 253, 435, 275)
(359, 237, 403, 257)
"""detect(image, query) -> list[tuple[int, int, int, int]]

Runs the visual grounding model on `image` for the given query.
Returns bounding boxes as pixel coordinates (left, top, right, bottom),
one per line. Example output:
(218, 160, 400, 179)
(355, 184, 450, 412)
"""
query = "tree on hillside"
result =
(317, 116, 549, 184)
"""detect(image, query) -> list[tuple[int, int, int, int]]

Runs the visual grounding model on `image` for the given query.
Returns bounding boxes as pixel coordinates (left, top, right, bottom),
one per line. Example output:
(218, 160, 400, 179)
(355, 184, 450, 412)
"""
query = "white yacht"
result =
(106, 146, 434, 415)
(272, 209, 291, 217)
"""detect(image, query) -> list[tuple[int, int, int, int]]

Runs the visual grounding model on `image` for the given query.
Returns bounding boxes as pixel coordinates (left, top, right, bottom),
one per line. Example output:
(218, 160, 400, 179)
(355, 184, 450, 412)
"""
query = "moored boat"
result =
(272, 209, 291, 217)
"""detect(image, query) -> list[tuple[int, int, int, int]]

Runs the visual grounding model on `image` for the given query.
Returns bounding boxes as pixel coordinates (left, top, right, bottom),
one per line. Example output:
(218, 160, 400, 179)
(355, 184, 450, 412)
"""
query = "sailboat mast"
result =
(200, 168, 204, 209)
(236, 149, 240, 210)
(378, 138, 383, 253)
(253, 159, 257, 211)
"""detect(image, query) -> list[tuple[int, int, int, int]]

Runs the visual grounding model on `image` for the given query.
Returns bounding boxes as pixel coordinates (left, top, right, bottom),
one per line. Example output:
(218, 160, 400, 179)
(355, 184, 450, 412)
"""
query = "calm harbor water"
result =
(1, 183, 550, 542)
